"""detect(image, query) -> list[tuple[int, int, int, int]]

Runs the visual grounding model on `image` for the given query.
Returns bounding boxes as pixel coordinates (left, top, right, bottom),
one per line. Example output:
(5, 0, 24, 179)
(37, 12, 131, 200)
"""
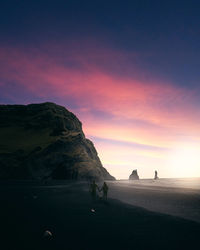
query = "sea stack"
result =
(0, 102, 115, 181)
(129, 169, 139, 180)
(154, 170, 159, 180)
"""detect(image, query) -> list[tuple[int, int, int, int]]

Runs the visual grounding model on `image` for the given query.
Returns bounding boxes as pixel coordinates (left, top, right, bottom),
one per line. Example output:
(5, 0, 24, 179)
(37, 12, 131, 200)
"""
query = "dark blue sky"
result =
(1, 0, 200, 88)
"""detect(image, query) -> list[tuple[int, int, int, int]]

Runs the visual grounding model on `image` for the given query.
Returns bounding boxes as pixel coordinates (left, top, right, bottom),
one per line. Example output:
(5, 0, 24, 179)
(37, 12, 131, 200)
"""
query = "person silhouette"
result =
(89, 180, 99, 202)
(100, 182, 108, 201)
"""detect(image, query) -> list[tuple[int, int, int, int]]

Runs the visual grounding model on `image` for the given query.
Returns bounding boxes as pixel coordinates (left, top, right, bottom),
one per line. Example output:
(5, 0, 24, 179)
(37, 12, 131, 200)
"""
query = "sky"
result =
(1, 0, 200, 179)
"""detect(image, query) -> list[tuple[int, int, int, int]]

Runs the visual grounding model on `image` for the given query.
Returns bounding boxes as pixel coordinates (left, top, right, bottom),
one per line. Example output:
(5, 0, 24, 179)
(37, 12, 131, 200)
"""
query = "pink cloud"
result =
(0, 43, 200, 144)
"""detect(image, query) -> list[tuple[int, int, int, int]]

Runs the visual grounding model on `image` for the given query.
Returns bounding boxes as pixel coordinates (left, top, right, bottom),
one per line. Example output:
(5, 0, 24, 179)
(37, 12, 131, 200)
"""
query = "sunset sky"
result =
(1, 0, 200, 179)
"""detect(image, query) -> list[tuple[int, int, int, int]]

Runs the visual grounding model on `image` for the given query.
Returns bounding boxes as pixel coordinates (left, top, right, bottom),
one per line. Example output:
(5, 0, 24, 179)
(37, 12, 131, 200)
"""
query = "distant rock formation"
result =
(0, 102, 115, 181)
(154, 170, 159, 180)
(129, 169, 139, 180)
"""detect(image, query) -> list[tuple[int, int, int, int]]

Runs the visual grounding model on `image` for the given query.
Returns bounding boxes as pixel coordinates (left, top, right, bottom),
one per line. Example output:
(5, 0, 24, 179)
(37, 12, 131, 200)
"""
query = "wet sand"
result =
(0, 181, 200, 250)
(108, 178, 200, 222)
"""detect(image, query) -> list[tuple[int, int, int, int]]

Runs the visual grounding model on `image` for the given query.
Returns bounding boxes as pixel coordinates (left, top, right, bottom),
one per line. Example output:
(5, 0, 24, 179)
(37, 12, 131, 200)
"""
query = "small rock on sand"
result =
(43, 230, 53, 239)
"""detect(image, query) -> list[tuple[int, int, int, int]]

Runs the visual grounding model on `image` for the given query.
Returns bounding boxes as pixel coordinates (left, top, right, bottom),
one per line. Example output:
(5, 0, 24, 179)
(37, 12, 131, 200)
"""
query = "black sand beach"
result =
(0, 181, 200, 250)
(109, 179, 200, 223)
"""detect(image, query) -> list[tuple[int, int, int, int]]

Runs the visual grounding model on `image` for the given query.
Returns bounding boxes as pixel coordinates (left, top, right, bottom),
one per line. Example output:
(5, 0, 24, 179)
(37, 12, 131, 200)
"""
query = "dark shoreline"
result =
(0, 182, 200, 250)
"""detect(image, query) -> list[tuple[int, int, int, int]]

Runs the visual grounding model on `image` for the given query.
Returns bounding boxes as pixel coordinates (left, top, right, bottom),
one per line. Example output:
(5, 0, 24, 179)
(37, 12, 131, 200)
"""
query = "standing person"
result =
(100, 182, 108, 201)
(89, 180, 99, 202)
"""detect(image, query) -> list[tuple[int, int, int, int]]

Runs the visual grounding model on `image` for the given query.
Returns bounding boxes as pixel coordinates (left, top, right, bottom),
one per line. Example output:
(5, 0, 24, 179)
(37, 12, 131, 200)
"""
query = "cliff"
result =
(0, 102, 115, 181)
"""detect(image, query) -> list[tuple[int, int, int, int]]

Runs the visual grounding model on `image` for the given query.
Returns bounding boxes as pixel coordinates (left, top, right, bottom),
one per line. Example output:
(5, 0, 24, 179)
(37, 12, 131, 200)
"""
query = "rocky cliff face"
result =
(0, 102, 115, 181)
(129, 169, 139, 180)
